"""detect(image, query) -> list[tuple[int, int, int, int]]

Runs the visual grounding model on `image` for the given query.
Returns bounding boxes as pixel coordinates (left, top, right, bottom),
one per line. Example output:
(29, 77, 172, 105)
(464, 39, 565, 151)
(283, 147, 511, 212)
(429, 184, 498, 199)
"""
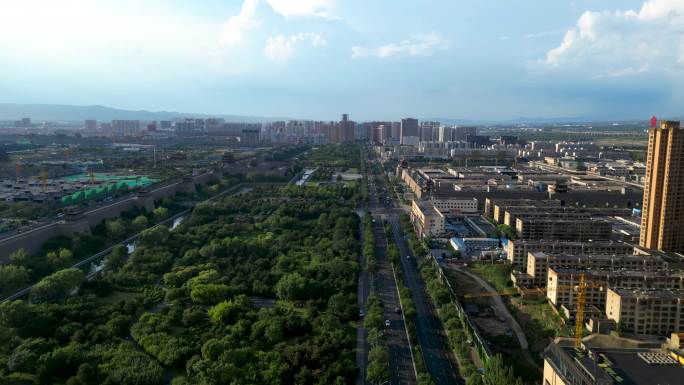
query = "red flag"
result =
(650, 116, 657, 128)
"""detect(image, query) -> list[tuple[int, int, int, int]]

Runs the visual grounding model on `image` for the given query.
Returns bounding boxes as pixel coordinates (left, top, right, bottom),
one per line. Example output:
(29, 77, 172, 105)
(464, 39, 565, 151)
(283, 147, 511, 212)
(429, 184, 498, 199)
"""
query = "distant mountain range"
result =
(0, 102, 678, 126)
(0, 103, 289, 123)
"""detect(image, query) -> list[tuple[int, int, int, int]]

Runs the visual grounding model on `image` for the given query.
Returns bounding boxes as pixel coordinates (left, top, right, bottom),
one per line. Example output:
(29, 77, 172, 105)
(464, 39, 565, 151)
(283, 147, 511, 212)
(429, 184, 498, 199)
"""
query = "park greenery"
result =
(0, 143, 365, 385)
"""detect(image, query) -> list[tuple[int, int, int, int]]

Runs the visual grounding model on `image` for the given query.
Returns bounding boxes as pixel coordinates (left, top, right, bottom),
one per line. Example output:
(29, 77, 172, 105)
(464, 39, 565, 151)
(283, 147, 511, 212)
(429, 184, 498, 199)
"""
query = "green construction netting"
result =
(58, 174, 156, 205)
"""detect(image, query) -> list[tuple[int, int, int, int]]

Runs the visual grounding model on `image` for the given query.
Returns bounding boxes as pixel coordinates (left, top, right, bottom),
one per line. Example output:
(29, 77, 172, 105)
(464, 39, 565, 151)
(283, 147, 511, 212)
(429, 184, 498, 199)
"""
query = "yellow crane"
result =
(574, 273, 587, 348)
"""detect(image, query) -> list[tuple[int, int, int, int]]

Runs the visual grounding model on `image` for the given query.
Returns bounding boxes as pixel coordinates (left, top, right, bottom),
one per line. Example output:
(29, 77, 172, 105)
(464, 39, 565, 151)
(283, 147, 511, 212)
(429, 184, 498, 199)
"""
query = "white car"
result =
(406, 255, 411, 259)
(384, 319, 391, 327)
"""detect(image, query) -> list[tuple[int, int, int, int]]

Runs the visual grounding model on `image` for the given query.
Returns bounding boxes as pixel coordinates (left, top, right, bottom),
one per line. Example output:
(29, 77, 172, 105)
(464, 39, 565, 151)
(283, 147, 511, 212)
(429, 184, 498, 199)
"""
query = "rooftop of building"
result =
(547, 336, 684, 385)
(548, 267, 680, 279)
(529, 251, 658, 260)
(511, 239, 632, 247)
(608, 287, 684, 300)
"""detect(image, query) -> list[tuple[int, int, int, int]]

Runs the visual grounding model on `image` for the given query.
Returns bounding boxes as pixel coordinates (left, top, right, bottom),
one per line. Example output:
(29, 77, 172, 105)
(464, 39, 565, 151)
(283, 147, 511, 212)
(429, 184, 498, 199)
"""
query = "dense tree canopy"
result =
(0, 145, 364, 384)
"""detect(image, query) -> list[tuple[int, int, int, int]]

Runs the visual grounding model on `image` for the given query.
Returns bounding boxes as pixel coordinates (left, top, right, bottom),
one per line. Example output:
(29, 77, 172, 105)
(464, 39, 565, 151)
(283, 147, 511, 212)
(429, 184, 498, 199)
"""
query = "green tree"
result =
(30, 268, 85, 303)
(7, 337, 50, 373)
(208, 295, 252, 324)
(9, 249, 29, 267)
(138, 225, 169, 247)
(190, 284, 231, 304)
(105, 244, 127, 271)
(0, 265, 30, 295)
(131, 215, 149, 232)
(153, 206, 169, 221)
(46, 248, 73, 270)
(275, 272, 309, 301)
(367, 345, 390, 384)
(106, 219, 126, 239)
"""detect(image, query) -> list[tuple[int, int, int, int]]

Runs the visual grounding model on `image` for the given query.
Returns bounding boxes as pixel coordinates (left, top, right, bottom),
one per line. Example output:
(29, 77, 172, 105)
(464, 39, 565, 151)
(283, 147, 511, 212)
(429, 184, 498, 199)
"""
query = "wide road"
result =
(365, 161, 417, 385)
(373, 215, 417, 385)
(373, 161, 462, 384)
(387, 215, 463, 385)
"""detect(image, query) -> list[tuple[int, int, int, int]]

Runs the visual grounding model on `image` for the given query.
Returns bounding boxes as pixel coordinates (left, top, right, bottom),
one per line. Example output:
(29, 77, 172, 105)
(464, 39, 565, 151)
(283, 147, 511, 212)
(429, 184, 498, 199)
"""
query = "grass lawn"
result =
(510, 297, 572, 352)
(467, 263, 514, 294)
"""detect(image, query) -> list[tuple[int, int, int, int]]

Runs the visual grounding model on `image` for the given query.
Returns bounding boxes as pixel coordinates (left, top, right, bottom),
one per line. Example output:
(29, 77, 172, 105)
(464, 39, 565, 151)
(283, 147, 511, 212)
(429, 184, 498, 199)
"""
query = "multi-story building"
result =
(420, 121, 440, 142)
(449, 237, 500, 260)
(400, 118, 419, 146)
(521, 251, 666, 288)
(240, 129, 260, 145)
(485, 198, 561, 223)
(410, 200, 445, 238)
(340, 114, 355, 142)
(640, 120, 684, 253)
(546, 268, 684, 314)
(515, 216, 612, 241)
(84, 119, 97, 131)
(454, 126, 477, 141)
(506, 239, 634, 269)
(543, 336, 683, 385)
(438, 126, 452, 143)
(111, 120, 141, 136)
(502, 207, 630, 227)
(430, 197, 478, 215)
(606, 288, 684, 336)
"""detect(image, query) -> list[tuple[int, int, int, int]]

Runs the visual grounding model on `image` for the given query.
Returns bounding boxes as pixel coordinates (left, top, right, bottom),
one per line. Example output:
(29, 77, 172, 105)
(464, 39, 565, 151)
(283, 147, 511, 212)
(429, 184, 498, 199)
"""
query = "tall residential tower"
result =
(640, 120, 684, 253)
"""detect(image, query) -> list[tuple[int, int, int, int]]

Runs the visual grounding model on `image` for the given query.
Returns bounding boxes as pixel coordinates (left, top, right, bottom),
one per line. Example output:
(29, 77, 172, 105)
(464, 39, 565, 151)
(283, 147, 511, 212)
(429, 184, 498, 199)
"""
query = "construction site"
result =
(0, 172, 155, 204)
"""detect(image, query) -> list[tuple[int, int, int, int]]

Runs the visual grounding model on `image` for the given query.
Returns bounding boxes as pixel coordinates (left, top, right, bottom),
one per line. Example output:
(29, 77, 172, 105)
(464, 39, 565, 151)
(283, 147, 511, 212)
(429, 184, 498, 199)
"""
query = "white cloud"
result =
(219, 0, 262, 46)
(265, 0, 336, 19)
(351, 32, 449, 59)
(543, 0, 684, 76)
(264, 32, 326, 62)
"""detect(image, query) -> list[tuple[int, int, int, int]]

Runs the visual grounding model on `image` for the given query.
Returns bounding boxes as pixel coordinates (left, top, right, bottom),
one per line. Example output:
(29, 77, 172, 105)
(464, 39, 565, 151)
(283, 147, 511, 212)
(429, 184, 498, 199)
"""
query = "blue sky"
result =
(1, 0, 683, 121)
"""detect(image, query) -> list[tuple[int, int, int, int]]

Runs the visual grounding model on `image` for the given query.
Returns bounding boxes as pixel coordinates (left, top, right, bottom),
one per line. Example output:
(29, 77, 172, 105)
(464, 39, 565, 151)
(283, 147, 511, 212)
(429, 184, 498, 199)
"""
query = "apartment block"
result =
(410, 200, 445, 238)
(485, 198, 561, 223)
(430, 197, 478, 215)
(506, 239, 634, 268)
(521, 252, 667, 288)
(546, 268, 684, 313)
(515, 216, 612, 241)
(641, 120, 684, 253)
(606, 288, 684, 336)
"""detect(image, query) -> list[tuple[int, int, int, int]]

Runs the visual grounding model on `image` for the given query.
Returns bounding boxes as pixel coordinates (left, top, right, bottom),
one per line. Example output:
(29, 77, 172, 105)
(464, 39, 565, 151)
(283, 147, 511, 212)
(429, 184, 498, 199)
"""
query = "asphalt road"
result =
(373, 215, 418, 385)
(364, 170, 417, 385)
(387, 216, 464, 385)
(369, 159, 462, 384)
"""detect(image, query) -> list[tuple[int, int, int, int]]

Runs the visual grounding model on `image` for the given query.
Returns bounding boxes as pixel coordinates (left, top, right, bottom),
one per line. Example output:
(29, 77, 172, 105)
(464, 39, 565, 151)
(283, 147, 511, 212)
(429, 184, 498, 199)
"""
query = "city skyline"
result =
(2, 0, 684, 121)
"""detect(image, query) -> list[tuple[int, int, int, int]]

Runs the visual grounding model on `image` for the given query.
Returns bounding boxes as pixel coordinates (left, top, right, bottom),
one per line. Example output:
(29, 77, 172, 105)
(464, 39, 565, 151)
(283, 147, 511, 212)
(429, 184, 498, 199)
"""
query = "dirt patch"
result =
(474, 316, 509, 336)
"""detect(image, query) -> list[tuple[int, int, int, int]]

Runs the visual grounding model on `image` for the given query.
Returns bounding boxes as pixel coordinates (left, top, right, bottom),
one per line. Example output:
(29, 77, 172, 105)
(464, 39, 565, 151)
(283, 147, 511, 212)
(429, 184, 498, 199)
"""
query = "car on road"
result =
(406, 255, 411, 259)
(359, 309, 365, 318)
(384, 319, 391, 327)
(394, 307, 401, 314)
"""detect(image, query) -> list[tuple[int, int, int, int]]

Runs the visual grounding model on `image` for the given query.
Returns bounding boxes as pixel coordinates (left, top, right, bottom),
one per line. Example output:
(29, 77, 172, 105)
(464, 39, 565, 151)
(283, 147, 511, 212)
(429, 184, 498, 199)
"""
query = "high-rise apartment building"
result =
(340, 114, 355, 142)
(640, 120, 684, 253)
(111, 120, 141, 136)
(84, 119, 98, 131)
(420, 121, 440, 142)
(401, 118, 419, 146)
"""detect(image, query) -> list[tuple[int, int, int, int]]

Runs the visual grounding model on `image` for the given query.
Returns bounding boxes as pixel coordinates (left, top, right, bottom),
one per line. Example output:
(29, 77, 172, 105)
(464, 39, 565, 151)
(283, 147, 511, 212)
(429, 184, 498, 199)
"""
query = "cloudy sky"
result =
(1, 0, 683, 121)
